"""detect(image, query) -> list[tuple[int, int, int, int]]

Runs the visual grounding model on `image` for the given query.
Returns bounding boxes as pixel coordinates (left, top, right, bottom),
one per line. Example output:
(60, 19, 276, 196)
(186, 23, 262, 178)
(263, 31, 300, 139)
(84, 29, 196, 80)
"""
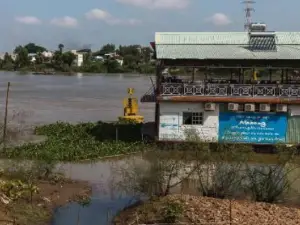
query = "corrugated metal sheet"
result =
(276, 32, 300, 45)
(156, 44, 300, 60)
(155, 32, 300, 45)
(155, 32, 249, 45)
(286, 116, 300, 144)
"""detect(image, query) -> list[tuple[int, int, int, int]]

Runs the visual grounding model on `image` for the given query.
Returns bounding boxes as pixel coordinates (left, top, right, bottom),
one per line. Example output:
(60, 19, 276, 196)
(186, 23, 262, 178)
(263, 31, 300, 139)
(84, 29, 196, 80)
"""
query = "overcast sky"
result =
(0, 0, 299, 51)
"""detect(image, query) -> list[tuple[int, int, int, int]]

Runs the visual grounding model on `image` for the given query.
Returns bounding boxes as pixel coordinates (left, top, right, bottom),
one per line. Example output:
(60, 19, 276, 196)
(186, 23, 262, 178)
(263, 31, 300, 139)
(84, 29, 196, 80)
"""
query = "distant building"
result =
(77, 49, 91, 54)
(0, 53, 5, 60)
(28, 53, 37, 62)
(94, 56, 104, 61)
(70, 50, 84, 67)
(76, 54, 83, 67)
(10, 54, 17, 61)
(104, 52, 123, 65)
(41, 51, 53, 58)
(115, 58, 124, 66)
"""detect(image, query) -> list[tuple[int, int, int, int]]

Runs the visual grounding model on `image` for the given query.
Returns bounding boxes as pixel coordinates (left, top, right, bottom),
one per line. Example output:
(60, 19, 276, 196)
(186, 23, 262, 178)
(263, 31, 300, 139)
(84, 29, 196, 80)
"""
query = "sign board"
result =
(159, 113, 180, 140)
(218, 112, 287, 144)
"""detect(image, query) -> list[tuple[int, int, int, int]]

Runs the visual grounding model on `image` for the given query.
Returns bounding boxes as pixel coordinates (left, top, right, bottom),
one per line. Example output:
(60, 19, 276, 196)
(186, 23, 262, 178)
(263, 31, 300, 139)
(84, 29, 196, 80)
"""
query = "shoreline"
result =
(0, 69, 154, 76)
(0, 175, 91, 225)
(114, 194, 300, 225)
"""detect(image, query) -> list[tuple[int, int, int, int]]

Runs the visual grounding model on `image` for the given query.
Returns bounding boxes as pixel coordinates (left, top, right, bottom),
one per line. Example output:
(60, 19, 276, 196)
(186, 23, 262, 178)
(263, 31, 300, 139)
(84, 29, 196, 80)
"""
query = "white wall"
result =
(159, 102, 219, 142)
(289, 105, 300, 116)
(76, 54, 83, 67)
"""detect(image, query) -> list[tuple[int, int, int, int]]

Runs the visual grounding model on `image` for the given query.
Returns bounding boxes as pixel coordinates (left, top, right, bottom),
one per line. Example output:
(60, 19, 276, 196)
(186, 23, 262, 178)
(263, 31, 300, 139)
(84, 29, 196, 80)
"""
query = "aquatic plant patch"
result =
(1, 122, 146, 161)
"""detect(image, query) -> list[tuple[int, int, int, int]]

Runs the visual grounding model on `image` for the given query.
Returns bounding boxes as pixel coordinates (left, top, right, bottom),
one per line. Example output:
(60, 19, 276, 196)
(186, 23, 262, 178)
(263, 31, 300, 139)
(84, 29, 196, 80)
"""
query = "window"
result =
(183, 112, 203, 125)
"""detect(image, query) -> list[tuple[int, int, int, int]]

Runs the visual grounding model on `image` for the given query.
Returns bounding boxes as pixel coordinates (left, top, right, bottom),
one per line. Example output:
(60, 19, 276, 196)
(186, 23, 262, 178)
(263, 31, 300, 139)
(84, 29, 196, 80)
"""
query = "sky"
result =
(1, 0, 300, 52)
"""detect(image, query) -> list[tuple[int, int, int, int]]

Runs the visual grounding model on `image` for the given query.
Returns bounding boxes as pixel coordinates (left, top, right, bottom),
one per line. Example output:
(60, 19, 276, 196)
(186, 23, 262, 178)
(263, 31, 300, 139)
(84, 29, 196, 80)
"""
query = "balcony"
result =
(160, 83, 300, 98)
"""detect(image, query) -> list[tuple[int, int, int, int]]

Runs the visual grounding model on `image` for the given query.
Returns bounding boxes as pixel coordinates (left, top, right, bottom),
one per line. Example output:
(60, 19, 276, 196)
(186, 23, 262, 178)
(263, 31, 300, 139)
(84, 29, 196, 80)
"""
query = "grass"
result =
(114, 196, 185, 225)
(6, 203, 50, 225)
(1, 122, 147, 162)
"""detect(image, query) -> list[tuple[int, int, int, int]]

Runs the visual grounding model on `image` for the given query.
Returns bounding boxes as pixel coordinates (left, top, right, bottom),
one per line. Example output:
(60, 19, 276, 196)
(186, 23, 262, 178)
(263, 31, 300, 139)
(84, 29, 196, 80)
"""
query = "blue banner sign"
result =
(218, 112, 287, 144)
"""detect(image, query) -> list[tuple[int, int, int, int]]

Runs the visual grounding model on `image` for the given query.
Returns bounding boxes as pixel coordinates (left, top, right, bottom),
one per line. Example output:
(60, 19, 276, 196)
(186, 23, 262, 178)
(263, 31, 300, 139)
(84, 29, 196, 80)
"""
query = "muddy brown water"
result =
(0, 71, 155, 125)
(2, 72, 300, 225)
(52, 154, 300, 225)
(0, 72, 156, 225)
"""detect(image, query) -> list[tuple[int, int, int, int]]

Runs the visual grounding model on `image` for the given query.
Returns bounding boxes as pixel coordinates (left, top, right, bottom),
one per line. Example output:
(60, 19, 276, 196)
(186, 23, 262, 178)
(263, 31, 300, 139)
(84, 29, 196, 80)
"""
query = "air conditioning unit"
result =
(245, 104, 255, 112)
(228, 103, 239, 111)
(276, 104, 288, 112)
(260, 104, 270, 112)
(204, 103, 216, 111)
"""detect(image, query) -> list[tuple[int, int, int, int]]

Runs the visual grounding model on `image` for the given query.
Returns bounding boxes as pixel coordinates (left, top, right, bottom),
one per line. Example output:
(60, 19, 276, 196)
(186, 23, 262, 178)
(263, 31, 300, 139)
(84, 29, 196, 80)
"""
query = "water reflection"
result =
(54, 153, 300, 225)
(53, 189, 137, 225)
(55, 157, 144, 225)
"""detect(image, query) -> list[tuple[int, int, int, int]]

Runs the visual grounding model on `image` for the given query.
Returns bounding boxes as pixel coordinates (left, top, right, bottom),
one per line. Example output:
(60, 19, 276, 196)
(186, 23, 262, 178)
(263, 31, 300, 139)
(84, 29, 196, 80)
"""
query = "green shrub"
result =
(162, 200, 183, 223)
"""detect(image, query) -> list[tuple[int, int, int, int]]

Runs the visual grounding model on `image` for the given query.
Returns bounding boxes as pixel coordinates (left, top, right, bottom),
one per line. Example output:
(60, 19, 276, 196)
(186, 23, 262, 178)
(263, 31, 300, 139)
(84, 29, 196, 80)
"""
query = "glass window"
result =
(183, 112, 203, 125)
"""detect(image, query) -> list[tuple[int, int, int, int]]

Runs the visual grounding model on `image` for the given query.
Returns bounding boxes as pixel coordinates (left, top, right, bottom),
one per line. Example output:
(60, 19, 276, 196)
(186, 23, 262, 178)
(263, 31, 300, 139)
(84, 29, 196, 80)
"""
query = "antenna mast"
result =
(243, 0, 255, 31)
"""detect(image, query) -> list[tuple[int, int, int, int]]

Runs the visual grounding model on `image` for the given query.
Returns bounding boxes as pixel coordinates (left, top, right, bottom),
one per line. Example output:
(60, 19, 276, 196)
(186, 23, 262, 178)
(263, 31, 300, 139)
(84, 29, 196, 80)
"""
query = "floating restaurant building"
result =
(142, 24, 300, 145)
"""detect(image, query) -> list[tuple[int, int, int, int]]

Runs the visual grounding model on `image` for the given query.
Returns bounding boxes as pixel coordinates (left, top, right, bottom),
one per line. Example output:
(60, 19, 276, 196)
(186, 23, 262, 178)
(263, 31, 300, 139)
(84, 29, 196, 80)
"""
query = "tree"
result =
(105, 59, 123, 73)
(3, 53, 13, 64)
(123, 55, 139, 72)
(13, 45, 23, 54)
(58, 44, 64, 53)
(62, 52, 76, 67)
(95, 44, 115, 55)
(0, 53, 14, 70)
(14, 46, 29, 68)
(141, 47, 153, 63)
(24, 43, 47, 54)
(52, 51, 63, 67)
(118, 45, 141, 59)
(35, 52, 44, 64)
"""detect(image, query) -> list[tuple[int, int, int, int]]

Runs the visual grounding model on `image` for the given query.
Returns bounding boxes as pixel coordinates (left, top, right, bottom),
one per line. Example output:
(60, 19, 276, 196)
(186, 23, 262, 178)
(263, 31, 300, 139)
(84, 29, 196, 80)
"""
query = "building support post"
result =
(155, 60, 163, 140)
(192, 67, 195, 82)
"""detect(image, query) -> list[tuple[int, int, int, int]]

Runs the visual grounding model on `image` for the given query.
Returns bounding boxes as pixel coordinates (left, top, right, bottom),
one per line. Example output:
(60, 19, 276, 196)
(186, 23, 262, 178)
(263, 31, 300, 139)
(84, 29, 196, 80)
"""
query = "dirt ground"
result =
(0, 180, 91, 225)
(115, 194, 300, 225)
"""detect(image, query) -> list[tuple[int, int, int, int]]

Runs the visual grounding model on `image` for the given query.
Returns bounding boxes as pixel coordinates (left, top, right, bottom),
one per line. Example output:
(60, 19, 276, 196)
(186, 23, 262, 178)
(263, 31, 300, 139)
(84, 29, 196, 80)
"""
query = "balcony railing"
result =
(160, 83, 300, 97)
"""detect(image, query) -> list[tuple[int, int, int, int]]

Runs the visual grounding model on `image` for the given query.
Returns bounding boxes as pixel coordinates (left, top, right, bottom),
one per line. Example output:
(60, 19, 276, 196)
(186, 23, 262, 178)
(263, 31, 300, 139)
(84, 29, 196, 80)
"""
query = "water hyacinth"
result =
(1, 122, 147, 162)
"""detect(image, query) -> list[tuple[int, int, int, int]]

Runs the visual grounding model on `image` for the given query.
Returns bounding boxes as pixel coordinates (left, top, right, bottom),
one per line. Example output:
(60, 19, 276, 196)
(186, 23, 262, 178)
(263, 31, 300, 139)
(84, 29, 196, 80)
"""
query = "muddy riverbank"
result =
(114, 194, 300, 225)
(0, 176, 91, 225)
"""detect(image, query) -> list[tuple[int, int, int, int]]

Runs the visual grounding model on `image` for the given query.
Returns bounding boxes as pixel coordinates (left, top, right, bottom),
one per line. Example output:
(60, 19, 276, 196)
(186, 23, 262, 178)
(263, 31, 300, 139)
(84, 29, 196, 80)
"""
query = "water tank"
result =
(250, 23, 267, 32)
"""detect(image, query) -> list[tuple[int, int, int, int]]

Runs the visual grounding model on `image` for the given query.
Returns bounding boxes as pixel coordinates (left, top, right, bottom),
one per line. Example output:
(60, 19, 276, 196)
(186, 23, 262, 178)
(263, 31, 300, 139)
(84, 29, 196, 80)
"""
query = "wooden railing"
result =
(160, 83, 300, 97)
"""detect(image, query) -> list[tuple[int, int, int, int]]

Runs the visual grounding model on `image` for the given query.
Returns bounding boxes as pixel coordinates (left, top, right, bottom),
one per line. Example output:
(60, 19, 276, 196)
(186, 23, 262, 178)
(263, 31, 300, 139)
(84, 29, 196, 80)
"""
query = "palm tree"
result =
(58, 44, 64, 53)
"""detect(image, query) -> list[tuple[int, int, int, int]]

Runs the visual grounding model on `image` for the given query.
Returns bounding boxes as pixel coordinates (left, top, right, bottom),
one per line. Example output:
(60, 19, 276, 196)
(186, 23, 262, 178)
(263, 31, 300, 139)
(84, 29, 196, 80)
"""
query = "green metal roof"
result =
(156, 44, 300, 60)
(155, 32, 300, 60)
(155, 32, 249, 45)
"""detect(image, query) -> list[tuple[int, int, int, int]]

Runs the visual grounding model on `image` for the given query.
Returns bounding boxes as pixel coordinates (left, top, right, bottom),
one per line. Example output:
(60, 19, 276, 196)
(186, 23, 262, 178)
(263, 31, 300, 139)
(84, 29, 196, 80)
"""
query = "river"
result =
(0, 71, 155, 125)
(53, 153, 300, 225)
(0, 71, 155, 225)
(2, 72, 300, 225)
